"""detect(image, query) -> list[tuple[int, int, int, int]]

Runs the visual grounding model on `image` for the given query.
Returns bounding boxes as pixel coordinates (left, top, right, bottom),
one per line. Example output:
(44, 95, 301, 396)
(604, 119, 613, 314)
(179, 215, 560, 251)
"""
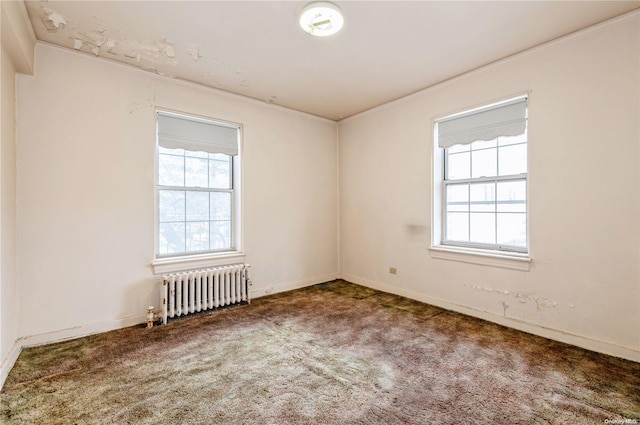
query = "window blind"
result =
(157, 112, 239, 156)
(438, 97, 527, 148)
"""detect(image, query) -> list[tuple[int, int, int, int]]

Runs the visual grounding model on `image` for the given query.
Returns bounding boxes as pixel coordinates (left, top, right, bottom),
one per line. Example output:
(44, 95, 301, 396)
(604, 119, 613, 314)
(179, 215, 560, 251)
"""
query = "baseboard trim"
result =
(340, 273, 640, 363)
(18, 314, 147, 351)
(10, 271, 632, 389)
(0, 341, 23, 390)
(252, 273, 340, 299)
(2, 314, 146, 389)
(11, 273, 341, 354)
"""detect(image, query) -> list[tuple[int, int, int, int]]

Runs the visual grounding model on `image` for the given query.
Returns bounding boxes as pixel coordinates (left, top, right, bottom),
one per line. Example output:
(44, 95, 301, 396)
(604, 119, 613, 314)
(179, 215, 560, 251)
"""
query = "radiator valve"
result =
(146, 306, 156, 329)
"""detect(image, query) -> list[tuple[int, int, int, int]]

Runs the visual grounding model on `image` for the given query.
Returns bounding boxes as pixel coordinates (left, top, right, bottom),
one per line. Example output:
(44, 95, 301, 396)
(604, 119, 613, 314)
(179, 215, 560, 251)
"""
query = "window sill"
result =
(152, 252, 246, 275)
(428, 245, 530, 271)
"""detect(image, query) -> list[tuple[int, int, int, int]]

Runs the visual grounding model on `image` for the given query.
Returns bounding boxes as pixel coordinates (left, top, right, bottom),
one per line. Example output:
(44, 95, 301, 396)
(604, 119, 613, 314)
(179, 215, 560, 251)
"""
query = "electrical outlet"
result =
(389, 267, 398, 275)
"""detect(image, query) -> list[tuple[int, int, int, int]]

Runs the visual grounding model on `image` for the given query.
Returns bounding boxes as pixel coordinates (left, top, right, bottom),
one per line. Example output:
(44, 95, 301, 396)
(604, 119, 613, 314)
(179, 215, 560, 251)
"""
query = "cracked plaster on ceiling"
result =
(33, 5, 264, 102)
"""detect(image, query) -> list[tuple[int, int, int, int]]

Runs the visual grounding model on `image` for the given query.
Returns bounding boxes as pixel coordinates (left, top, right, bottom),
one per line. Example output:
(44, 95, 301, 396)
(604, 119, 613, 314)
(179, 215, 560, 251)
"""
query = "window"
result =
(434, 97, 528, 255)
(156, 111, 240, 258)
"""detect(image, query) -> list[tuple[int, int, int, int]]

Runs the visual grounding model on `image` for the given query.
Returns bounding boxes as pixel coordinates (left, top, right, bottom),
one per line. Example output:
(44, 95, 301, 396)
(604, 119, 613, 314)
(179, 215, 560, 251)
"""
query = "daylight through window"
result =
(156, 112, 240, 257)
(436, 97, 528, 253)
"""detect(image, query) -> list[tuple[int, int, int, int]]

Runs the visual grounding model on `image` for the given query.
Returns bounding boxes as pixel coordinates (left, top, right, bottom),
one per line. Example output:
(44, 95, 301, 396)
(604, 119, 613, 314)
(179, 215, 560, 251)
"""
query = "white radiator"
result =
(161, 264, 251, 325)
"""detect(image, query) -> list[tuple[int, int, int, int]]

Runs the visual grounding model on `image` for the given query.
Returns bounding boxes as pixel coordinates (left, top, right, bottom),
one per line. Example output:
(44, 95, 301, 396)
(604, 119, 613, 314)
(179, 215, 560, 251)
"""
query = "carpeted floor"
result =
(2, 280, 639, 424)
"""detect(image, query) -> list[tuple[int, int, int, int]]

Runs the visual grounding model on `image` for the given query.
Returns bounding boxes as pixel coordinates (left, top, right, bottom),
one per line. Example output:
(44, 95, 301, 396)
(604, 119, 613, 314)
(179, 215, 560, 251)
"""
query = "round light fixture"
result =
(299, 2, 344, 37)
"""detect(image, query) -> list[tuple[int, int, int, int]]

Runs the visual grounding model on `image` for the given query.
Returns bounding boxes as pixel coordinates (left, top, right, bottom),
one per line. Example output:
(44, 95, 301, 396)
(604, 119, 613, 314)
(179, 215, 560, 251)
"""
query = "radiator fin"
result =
(161, 264, 251, 324)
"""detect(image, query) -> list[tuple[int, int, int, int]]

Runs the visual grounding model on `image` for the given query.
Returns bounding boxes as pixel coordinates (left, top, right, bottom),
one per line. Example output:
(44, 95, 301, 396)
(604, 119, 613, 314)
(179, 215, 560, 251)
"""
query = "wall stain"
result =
(33, 5, 251, 101)
(467, 284, 575, 315)
(128, 91, 157, 114)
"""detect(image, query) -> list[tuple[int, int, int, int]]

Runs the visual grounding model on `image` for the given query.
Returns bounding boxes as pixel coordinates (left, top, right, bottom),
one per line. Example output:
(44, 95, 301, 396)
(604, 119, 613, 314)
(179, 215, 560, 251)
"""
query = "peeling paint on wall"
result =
(89, 33, 106, 47)
(156, 39, 175, 58)
(42, 7, 67, 31)
(501, 301, 509, 316)
(124, 52, 141, 62)
(111, 38, 179, 66)
(186, 45, 201, 62)
(468, 284, 576, 314)
(30, 4, 249, 105)
(105, 39, 117, 51)
(128, 92, 157, 114)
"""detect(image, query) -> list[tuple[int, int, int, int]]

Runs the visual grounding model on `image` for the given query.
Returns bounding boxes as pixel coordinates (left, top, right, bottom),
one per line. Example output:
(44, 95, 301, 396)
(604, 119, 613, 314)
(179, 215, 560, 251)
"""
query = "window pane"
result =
(447, 152, 470, 180)
(470, 213, 495, 245)
(186, 221, 210, 252)
(438, 98, 527, 253)
(498, 143, 527, 176)
(159, 222, 185, 254)
(470, 183, 495, 212)
(186, 191, 209, 221)
(497, 213, 526, 247)
(209, 157, 231, 189)
(497, 180, 526, 212)
(446, 212, 469, 242)
(211, 192, 231, 220)
(185, 157, 209, 188)
(186, 150, 208, 159)
(446, 184, 468, 212)
(211, 221, 231, 250)
(157, 113, 239, 257)
(158, 154, 184, 186)
(471, 147, 497, 178)
(159, 190, 185, 221)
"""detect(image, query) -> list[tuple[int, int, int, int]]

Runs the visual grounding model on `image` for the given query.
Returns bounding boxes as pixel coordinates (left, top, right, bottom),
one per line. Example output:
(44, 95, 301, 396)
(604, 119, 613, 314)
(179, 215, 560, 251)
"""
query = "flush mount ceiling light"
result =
(299, 2, 344, 37)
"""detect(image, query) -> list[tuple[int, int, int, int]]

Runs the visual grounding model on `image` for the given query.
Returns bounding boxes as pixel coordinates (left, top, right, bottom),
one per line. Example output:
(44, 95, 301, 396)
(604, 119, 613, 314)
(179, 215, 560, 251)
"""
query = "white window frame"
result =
(430, 96, 531, 271)
(152, 110, 244, 275)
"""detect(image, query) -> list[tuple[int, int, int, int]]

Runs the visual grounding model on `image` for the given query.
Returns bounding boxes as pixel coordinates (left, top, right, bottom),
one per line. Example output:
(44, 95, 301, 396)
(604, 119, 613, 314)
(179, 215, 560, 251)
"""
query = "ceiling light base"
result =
(299, 2, 344, 37)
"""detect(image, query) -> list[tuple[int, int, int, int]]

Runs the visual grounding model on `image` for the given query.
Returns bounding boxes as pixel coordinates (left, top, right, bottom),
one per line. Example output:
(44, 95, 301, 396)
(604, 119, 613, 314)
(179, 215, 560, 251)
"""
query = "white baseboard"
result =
(1, 340, 23, 390)
(340, 273, 640, 363)
(18, 314, 146, 350)
(0, 314, 147, 389)
(10, 271, 632, 389)
(9, 272, 341, 360)
(251, 273, 340, 299)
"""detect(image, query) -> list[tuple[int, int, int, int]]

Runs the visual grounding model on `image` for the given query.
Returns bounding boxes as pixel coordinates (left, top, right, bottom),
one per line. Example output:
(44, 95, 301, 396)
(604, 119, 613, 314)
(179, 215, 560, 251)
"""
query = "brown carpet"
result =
(2, 280, 639, 424)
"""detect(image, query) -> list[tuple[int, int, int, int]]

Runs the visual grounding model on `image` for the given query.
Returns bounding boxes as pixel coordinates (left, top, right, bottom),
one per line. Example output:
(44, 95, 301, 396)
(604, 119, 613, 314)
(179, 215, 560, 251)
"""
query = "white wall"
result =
(16, 44, 338, 342)
(1, 0, 34, 387)
(338, 13, 640, 361)
(6, 7, 640, 389)
(0, 41, 19, 385)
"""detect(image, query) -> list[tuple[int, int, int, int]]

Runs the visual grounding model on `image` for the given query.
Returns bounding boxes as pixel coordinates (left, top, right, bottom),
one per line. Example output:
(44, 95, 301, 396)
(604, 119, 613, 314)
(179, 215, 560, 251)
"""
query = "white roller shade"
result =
(438, 98, 527, 148)
(158, 113, 239, 156)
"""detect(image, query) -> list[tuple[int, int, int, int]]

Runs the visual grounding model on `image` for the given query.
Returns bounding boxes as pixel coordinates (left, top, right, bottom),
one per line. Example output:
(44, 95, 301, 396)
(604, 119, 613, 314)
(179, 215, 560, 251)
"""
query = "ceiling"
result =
(24, 1, 640, 121)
